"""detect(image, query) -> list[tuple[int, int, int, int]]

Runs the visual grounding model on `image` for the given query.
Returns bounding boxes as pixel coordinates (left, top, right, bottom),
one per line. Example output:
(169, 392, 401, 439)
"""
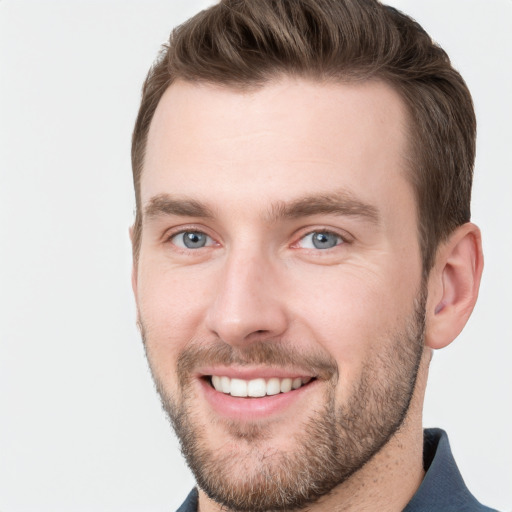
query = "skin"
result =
(132, 77, 483, 511)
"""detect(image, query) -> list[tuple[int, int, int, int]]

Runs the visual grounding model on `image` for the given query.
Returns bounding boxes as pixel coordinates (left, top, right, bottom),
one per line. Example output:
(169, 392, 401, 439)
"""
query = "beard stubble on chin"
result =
(141, 289, 427, 512)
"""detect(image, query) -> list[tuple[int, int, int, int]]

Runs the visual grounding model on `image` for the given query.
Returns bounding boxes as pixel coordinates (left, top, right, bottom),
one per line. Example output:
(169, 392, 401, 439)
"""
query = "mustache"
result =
(176, 339, 339, 382)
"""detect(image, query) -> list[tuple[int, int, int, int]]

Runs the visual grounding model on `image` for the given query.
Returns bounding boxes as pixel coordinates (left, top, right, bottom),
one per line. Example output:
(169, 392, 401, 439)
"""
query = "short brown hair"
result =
(131, 0, 476, 274)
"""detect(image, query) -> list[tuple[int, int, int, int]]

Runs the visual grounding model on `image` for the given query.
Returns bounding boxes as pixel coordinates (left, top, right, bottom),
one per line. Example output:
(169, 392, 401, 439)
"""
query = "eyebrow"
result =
(144, 194, 215, 220)
(267, 192, 380, 224)
(143, 191, 380, 224)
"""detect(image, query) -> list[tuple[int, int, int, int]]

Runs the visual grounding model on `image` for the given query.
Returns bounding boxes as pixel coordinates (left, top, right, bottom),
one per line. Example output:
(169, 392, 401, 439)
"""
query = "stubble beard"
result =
(141, 290, 426, 512)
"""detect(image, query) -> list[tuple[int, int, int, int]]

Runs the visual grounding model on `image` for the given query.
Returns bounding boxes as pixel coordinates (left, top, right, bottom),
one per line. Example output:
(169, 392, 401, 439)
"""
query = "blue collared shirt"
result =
(176, 428, 499, 511)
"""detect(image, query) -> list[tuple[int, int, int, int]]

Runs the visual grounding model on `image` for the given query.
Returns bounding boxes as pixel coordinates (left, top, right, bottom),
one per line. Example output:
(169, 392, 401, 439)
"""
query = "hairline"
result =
(132, 72, 427, 270)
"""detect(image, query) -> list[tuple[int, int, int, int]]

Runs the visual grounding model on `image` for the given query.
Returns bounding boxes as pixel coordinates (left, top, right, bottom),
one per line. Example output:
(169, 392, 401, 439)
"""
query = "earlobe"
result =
(425, 223, 483, 350)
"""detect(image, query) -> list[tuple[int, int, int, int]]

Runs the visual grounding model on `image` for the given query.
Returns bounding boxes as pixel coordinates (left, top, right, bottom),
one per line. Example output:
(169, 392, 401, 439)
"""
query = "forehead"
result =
(142, 77, 413, 221)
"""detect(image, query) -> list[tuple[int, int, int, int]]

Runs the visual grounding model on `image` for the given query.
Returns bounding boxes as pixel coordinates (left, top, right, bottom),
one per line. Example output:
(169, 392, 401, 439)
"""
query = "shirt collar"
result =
(403, 428, 496, 511)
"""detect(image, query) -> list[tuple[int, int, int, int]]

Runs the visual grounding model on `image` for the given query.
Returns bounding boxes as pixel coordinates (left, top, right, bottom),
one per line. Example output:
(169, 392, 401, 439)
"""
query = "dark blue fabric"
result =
(403, 428, 498, 512)
(176, 488, 198, 512)
(175, 429, 499, 511)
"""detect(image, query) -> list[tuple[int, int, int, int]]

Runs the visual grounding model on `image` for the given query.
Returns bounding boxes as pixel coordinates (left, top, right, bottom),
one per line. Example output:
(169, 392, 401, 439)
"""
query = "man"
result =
(130, 0, 496, 510)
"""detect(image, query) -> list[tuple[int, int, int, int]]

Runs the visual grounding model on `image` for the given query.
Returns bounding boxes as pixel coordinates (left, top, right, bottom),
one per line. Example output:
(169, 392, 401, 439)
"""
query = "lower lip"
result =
(199, 378, 317, 422)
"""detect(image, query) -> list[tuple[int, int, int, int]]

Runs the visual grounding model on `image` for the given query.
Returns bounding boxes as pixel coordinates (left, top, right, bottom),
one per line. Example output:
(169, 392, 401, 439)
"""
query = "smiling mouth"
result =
(207, 375, 314, 398)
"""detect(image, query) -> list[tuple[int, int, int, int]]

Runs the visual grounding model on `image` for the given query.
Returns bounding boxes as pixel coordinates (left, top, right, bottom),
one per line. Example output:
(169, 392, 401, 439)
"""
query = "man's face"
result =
(134, 78, 426, 510)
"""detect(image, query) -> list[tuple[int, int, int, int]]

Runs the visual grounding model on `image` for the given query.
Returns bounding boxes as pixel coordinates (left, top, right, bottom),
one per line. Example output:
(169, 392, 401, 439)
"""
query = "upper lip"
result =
(196, 366, 316, 380)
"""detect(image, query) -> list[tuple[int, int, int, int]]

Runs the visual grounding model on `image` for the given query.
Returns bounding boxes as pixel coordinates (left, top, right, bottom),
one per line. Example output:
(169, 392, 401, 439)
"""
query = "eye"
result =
(297, 231, 343, 250)
(170, 231, 215, 249)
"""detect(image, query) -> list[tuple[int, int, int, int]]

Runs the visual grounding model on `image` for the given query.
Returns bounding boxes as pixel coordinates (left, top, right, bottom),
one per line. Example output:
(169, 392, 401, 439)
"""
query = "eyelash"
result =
(293, 230, 347, 251)
(165, 226, 218, 251)
(164, 227, 351, 252)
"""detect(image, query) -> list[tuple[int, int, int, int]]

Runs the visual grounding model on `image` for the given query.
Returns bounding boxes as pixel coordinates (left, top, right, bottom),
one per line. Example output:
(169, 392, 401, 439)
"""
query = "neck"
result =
(198, 349, 431, 512)
(313, 408, 426, 511)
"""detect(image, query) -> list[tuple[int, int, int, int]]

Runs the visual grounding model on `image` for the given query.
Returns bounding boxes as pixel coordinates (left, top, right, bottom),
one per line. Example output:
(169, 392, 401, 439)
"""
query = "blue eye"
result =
(171, 231, 213, 249)
(299, 231, 343, 250)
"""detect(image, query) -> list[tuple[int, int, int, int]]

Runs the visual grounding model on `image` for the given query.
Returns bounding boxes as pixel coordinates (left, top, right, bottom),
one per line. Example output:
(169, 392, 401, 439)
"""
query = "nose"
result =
(205, 248, 289, 346)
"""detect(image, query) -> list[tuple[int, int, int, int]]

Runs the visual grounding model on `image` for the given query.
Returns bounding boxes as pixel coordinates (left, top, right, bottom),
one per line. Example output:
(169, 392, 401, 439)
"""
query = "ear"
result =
(129, 226, 138, 297)
(425, 223, 483, 350)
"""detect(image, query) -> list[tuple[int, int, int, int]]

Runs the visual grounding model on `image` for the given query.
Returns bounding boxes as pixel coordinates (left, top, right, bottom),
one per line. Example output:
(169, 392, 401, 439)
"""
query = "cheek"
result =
(288, 262, 420, 386)
(136, 260, 212, 379)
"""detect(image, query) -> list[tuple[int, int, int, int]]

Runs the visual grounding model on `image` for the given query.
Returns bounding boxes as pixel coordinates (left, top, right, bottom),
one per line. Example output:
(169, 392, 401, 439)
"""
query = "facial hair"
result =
(141, 289, 426, 512)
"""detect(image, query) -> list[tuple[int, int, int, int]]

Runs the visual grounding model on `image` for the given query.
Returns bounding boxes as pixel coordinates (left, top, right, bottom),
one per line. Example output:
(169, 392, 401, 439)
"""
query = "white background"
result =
(0, 1, 510, 511)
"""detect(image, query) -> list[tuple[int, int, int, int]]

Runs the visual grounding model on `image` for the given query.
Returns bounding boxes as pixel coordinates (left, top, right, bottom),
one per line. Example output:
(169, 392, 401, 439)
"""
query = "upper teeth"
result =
(211, 376, 311, 397)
